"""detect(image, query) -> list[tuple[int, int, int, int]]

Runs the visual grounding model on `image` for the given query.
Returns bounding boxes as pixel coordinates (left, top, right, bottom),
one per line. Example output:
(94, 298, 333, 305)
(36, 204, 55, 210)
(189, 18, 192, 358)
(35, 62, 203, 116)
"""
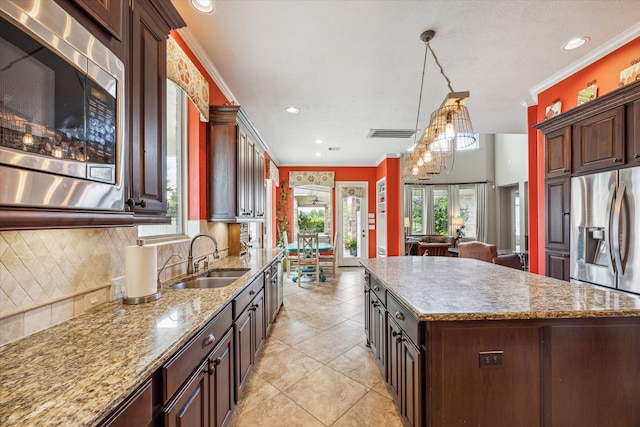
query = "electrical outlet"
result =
(479, 351, 504, 368)
(84, 289, 107, 310)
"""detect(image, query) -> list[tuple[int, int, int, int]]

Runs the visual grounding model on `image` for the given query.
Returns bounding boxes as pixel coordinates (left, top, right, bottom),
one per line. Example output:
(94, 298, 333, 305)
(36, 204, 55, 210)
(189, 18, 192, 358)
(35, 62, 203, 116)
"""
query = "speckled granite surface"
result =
(0, 249, 283, 427)
(361, 256, 640, 321)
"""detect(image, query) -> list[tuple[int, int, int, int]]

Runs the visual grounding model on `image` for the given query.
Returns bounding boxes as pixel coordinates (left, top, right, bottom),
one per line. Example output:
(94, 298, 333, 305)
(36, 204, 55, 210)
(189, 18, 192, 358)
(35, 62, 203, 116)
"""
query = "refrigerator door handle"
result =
(605, 186, 617, 275)
(612, 183, 626, 275)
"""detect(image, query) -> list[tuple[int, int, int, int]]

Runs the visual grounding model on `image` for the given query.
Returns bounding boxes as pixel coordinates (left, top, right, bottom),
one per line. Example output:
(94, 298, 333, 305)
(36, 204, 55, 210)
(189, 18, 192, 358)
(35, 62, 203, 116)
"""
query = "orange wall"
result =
(277, 166, 379, 258)
(530, 37, 640, 274)
(376, 157, 402, 256)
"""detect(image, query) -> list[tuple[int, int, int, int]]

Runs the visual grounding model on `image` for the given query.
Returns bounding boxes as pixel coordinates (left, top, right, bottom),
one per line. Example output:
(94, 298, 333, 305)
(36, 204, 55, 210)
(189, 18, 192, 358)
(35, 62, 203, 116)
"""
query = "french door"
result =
(336, 182, 368, 267)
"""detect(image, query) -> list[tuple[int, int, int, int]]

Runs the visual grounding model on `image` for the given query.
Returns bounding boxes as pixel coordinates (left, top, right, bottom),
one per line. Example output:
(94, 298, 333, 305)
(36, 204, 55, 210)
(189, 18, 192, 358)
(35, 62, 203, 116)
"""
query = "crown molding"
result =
(175, 27, 237, 104)
(528, 23, 640, 104)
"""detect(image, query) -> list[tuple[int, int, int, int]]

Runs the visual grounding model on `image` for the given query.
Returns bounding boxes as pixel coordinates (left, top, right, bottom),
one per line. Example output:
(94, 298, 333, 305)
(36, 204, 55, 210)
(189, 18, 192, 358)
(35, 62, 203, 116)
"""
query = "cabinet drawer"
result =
(234, 273, 264, 317)
(370, 274, 386, 305)
(387, 293, 420, 345)
(163, 304, 233, 403)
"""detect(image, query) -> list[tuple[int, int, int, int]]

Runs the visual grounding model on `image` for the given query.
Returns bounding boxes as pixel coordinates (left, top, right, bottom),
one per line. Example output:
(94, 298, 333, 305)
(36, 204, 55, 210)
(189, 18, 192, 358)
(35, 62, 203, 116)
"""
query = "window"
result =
(139, 80, 187, 237)
(292, 186, 331, 241)
(405, 184, 478, 238)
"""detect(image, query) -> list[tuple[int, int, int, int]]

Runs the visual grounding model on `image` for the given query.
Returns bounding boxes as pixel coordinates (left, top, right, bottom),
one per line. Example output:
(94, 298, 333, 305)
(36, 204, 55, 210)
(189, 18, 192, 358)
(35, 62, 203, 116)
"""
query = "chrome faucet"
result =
(187, 233, 220, 274)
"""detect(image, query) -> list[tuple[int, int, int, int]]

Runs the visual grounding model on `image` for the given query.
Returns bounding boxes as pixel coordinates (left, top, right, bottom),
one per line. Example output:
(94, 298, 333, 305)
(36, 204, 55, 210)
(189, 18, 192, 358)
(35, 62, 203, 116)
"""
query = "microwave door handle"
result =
(612, 183, 626, 275)
(605, 186, 617, 275)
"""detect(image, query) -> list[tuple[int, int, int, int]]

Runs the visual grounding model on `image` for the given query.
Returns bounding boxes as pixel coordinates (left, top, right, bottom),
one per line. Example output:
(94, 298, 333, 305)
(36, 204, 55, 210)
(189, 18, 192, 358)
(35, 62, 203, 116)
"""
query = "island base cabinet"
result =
(388, 318, 422, 427)
(429, 323, 541, 427)
(544, 323, 640, 427)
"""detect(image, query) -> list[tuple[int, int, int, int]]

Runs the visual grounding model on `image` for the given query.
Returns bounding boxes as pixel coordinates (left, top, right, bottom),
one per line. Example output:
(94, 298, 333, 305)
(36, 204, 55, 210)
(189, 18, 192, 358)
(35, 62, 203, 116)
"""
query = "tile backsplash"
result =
(0, 221, 228, 345)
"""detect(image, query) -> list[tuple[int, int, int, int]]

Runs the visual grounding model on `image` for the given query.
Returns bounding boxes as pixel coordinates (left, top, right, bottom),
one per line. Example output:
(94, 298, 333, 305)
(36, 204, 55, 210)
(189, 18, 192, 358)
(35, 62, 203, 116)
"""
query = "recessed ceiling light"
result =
(286, 106, 299, 114)
(191, 0, 215, 13)
(562, 37, 589, 51)
(315, 152, 322, 157)
(315, 139, 323, 144)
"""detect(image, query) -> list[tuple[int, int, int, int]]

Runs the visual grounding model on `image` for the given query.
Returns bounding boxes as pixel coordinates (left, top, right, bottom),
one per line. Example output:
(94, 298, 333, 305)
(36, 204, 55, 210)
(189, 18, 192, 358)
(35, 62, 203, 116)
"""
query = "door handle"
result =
(605, 186, 616, 276)
(612, 183, 626, 275)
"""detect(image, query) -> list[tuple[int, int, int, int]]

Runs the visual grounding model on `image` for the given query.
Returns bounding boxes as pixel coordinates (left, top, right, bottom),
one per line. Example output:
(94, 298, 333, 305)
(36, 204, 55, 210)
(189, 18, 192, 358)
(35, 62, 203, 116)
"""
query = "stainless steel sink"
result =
(204, 268, 250, 278)
(171, 277, 239, 289)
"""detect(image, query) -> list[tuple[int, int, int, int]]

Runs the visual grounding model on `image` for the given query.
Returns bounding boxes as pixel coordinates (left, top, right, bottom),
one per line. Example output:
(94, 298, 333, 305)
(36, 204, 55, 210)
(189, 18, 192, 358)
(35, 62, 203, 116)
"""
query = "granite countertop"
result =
(361, 256, 640, 321)
(0, 248, 283, 427)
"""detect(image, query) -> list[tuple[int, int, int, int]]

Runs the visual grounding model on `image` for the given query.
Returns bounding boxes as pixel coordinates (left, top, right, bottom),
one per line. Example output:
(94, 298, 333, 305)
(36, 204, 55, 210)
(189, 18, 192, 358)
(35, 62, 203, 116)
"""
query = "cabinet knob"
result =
(635, 154, 640, 159)
(204, 361, 213, 375)
(249, 290, 256, 296)
(364, 289, 370, 294)
(613, 158, 622, 162)
(392, 331, 401, 338)
(373, 286, 381, 292)
(213, 357, 222, 366)
(395, 311, 405, 321)
(563, 211, 570, 216)
(126, 198, 147, 210)
(203, 333, 215, 347)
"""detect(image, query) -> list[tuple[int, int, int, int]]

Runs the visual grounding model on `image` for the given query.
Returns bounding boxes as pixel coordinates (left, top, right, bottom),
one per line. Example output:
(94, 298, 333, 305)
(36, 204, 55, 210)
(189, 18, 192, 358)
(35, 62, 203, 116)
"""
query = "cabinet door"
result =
(206, 107, 239, 221)
(237, 129, 253, 218)
(100, 378, 153, 427)
(364, 285, 371, 345)
(573, 106, 625, 173)
(129, 0, 168, 215)
(234, 307, 252, 394)
(264, 268, 273, 332)
(400, 333, 422, 427)
(73, 0, 123, 40)
(370, 293, 386, 376)
(546, 250, 570, 281)
(632, 100, 640, 164)
(254, 146, 265, 218)
(545, 126, 571, 178)
(164, 363, 208, 427)
(252, 291, 266, 358)
(545, 177, 570, 251)
(208, 328, 235, 427)
(387, 316, 402, 401)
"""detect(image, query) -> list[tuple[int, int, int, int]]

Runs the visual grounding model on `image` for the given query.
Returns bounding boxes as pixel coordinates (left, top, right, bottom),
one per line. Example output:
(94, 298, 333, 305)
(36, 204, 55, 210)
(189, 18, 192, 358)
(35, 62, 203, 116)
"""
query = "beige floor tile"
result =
(234, 369, 280, 414)
(293, 324, 363, 364)
(327, 343, 384, 388)
(371, 380, 394, 400)
(283, 365, 368, 425)
(253, 345, 323, 391)
(296, 310, 349, 331)
(332, 390, 404, 427)
(318, 300, 364, 319)
(269, 318, 322, 346)
(229, 392, 324, 427)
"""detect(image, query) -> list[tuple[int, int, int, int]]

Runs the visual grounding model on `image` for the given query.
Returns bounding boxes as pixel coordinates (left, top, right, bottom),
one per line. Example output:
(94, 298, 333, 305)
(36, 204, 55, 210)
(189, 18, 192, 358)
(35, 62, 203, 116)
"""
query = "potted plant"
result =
(344, 235, 358, 256)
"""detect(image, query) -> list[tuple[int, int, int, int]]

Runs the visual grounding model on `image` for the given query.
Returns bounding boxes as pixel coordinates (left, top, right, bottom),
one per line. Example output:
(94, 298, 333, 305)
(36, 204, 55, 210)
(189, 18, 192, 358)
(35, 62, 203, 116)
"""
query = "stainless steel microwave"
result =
(0, 0, 126, 211)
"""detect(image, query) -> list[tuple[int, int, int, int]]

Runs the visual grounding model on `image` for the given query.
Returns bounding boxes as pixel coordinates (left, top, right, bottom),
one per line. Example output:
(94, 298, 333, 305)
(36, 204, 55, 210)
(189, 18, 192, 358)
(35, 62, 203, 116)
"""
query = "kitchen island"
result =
(361, 256, 640, 427)
(0, 249, 283, 427)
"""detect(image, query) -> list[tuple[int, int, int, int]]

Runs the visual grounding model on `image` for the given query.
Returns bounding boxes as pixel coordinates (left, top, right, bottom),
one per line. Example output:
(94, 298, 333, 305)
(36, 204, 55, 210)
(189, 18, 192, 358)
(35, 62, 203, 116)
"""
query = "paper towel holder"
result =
(123, 248, 181, 305)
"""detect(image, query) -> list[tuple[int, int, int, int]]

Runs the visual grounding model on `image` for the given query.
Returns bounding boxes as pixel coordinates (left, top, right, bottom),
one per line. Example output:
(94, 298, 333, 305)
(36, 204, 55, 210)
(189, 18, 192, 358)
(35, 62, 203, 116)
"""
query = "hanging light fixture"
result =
(403, 29, 476, 180)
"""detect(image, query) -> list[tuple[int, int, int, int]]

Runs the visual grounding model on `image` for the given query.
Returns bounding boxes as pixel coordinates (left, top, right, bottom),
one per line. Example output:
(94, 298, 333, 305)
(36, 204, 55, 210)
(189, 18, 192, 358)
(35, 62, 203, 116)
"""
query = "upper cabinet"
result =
(207, 106, 266, 222)
(631, 100, 640, 164)
(572, 106, 625, 174)
(545, 127, 572, 178)
(127, 0, 185, 221)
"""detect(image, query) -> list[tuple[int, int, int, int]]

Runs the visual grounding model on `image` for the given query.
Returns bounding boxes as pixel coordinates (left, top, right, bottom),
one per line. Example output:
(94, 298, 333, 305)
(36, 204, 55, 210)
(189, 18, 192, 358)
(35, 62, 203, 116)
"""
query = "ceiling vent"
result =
(367, 129, 416, 138)
(328, 146, 341, 151)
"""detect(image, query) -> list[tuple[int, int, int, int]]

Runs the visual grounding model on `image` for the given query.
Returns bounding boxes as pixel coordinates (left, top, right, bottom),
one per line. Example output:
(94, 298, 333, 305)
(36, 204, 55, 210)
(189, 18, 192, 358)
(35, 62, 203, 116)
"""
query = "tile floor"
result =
(228, 267, 404, 427)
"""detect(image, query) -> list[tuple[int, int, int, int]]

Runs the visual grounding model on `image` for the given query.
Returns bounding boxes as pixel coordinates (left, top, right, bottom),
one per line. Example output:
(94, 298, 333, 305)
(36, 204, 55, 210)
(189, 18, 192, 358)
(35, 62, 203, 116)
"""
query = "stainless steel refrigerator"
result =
(570, 167, 640, 294)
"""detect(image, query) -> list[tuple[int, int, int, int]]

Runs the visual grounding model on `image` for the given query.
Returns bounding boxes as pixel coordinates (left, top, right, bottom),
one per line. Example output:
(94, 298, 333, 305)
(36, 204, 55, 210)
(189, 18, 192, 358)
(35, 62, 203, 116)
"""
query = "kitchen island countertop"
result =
(360, 256, 640, 321)
(0, 249, 283, 427)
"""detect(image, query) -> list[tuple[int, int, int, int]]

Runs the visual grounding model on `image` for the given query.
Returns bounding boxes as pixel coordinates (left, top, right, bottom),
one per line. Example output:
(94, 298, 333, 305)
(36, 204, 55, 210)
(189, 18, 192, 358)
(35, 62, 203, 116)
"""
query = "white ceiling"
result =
(172, 0, 640, 167)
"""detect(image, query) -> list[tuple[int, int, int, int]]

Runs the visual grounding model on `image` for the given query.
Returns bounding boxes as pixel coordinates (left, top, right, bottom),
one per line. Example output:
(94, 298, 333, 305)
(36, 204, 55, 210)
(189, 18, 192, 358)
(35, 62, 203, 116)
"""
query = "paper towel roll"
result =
(125, 242, 158, 298)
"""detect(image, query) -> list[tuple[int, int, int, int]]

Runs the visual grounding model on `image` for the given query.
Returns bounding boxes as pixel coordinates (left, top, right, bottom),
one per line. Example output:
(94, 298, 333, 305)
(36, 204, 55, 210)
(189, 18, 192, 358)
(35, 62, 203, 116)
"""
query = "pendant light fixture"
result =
(403, 29, 476, 181)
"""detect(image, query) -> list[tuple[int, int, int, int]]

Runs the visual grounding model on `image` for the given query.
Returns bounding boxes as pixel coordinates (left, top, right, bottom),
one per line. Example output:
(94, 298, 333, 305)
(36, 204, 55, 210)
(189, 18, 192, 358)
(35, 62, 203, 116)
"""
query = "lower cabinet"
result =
(99, 377, 156, 427)
(546, 250, 570, 281)
(164, 363, 208, 427)
(235, 288, 265, 395)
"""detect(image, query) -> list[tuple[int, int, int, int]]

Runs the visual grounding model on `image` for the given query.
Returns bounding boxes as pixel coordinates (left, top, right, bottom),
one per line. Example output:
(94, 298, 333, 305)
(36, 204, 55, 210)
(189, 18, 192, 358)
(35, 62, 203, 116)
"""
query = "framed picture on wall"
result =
(619, 62, 640, 87)
(544, 99, 562, 119)
(577, 84, 598, 106)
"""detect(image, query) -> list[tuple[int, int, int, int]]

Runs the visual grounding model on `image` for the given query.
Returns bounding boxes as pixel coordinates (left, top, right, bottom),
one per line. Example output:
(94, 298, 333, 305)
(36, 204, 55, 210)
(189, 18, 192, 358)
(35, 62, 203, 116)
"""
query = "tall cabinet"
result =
(376, 178, 387, 257)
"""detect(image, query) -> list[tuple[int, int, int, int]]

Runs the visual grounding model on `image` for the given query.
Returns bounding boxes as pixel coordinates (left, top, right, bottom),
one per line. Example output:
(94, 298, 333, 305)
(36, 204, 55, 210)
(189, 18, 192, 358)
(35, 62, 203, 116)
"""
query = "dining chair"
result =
(296, 232, 319, 285)
(319, 231, 337, 277)
(282, 231, 298, 277)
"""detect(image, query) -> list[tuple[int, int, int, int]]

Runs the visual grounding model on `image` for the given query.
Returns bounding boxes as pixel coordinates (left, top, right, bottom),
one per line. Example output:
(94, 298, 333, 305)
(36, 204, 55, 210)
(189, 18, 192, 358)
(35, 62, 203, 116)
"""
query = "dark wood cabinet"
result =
(99, 378, 155, 427)
(545, 126, 572, 178)
(234, 289, 265, 395)
(128, 0, 183, 220)
(632, 100, 640, 164)
(207, 106, 267, 221)
(207, 328, 235, 427)
(369, 291, 386, 375)
(265, 260, 280, 331)
(164, 363, 208, 427)
(544, 176, 571, 251)
(545, 250, 570, 281)
(573, 106, 625, 173)
(72, 0, 124, 40)
(388, 318, 422, 427)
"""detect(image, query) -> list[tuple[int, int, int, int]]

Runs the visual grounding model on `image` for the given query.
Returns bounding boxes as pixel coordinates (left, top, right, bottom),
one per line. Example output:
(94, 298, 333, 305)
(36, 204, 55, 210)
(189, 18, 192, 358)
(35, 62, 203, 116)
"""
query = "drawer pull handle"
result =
(249, 290, 256, 296)
(395, 311, 405, 321)
(392, 331, 401, 338)
(203, 333, 215, 347)
(213, 357, 222, 366)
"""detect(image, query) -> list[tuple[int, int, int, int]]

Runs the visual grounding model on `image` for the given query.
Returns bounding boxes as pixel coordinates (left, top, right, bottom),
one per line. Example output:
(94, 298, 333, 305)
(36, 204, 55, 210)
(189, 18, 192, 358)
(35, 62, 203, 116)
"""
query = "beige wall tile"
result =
(0, 313, 24, 346)
(52, 298, 75, 325)
(23, 305, 51, 336)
